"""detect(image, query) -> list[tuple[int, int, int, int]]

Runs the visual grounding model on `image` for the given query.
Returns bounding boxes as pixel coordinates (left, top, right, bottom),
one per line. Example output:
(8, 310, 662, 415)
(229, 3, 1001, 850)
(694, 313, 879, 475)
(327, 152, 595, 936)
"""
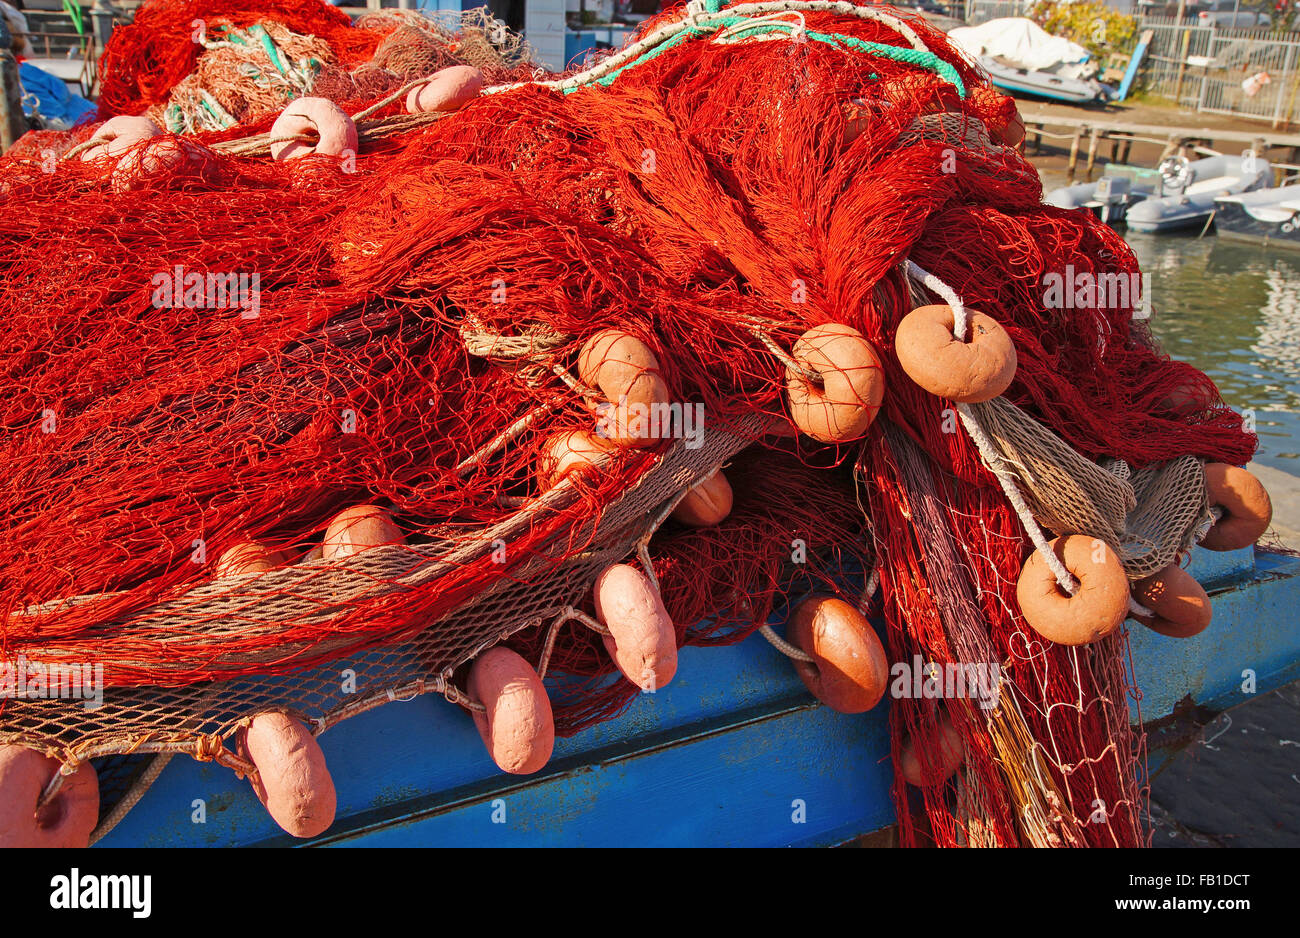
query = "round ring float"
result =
(405, 65, 483, 114)
(540, 429, 618, 487)
(894, 304, 1017, 403)
(1201, 463, 1272, 551)
(899, 714, 964, 787)
(79, 115, 161, 162)
(242, 712, 337, 838)
(0, 746, 99, 847)
(670, 468, 733, 527)
(467, 646, 555, 775)
(269, 97, 358, 161)
(577, 329, 670, 449)
(322, 505, 404, 559)
(786, 594, 889, 713)
(785, 323, 885, 443)
(593, 563, 678, 692)
(1131, 563, 1212, 638)
(216, 541, 290, 577)
(1015, 535, 1129, 646)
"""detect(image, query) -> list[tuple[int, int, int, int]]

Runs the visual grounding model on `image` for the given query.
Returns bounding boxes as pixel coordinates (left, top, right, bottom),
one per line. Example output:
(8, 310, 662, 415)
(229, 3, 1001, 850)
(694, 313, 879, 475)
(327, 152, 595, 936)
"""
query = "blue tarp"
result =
(18, 61, 97, 130)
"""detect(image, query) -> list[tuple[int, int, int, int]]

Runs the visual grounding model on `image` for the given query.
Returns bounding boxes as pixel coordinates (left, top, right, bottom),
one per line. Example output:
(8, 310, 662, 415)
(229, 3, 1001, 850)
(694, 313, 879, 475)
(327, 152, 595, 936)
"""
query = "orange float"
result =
(467, 646, 555, 775)
(577, 329, 670, 448)
(899, 714, 965, 787)
(215, 541, 290, 577)
(1131, 563, 1213, 638)
(322, 505, 404, 559)
(242, 712, 337, 838)
(670, 469, 733, 527)
(1201, 463, 1272, 551)
(0, 746, 99, 847)
(1015, 535, 1129, 645)
(894, 304, 1017, 403)
(269, 97, 358, 161)
(593, 563, 678, 692)
(785, 323, 885, 443)
(405, 65, 483, 114)
(786, 594, 889, 713)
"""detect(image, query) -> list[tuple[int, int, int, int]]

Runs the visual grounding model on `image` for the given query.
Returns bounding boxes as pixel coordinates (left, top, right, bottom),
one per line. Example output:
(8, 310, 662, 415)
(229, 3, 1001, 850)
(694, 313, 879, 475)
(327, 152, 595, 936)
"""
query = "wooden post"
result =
(0, 18, 26, 153)
(1085, 128, 1101, 182)
(1173, 28, 1192, 104)
(1067, 128, 1083, 183)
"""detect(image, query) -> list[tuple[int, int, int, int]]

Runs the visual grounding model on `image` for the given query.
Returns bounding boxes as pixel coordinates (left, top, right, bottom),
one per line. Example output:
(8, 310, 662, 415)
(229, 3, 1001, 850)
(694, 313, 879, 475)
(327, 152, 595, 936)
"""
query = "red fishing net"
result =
(0, 0, 1255, 846)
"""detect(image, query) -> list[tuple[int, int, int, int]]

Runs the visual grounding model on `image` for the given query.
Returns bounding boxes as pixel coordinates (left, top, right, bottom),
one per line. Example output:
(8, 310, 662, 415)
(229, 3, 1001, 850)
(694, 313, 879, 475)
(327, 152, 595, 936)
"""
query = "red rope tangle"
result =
(0, 0, 1253, 846)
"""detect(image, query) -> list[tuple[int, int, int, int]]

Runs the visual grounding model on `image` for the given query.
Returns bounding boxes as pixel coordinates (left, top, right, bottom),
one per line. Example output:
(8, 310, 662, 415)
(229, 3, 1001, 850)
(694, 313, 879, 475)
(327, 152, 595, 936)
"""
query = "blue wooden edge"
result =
(97, 546, 1300, 847)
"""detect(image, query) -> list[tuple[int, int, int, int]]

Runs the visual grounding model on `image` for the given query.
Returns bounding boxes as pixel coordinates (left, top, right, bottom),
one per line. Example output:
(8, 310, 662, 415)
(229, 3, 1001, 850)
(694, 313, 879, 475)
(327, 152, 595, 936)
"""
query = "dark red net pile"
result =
(0, 0, 1254, 845)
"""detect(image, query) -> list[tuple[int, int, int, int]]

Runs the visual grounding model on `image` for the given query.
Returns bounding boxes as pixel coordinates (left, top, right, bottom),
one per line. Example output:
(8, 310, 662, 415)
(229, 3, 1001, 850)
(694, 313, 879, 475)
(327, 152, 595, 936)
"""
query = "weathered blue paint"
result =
(97, 546, 1300, 847)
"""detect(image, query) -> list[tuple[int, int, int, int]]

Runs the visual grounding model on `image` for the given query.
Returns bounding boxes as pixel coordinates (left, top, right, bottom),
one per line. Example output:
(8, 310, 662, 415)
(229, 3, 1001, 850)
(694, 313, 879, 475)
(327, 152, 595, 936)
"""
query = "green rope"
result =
(562, 12, 965, 99)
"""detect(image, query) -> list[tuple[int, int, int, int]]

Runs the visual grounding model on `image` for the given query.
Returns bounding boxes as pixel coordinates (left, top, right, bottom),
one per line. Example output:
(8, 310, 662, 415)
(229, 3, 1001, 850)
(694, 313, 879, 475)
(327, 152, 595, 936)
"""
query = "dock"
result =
(1020, 112, 1300, 183)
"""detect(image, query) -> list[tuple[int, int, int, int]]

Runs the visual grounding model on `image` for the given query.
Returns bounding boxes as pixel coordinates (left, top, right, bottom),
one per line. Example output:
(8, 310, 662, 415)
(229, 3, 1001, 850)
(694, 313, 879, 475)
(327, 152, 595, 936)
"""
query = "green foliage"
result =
(1029, 0, 1139, 61)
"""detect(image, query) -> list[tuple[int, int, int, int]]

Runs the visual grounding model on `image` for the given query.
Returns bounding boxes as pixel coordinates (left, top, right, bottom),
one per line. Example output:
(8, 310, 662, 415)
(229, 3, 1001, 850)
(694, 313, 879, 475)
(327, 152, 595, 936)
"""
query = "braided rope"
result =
(482, 1, 962, 99)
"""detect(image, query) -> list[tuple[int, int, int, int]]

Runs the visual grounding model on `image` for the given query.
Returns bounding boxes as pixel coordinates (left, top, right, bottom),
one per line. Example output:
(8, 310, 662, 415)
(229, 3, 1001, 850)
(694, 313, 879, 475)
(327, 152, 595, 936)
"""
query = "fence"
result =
(1141, 19, 1300, 125)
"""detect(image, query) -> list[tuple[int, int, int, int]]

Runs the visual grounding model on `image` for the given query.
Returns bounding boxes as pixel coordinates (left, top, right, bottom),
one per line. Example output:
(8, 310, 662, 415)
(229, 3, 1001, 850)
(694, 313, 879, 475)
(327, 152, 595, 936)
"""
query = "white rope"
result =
(712, 10, 807, 44)
(904, 259, 1078, 596)
(1128, 596, 1154, 618)
(905, 259, 968, 342)
(758, 623, 816, 663)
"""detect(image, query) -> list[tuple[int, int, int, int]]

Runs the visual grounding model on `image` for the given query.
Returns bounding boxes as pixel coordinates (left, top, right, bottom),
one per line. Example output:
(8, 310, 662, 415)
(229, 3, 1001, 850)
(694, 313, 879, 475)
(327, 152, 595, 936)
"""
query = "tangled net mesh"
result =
(0, 0, 1257, 847)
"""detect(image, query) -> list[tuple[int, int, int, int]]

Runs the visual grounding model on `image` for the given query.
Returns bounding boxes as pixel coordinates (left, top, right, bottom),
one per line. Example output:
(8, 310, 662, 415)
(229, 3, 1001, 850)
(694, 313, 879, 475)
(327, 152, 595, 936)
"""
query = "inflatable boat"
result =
(1125, 154, 1274, 233)
(1213, 185, 1300, 249)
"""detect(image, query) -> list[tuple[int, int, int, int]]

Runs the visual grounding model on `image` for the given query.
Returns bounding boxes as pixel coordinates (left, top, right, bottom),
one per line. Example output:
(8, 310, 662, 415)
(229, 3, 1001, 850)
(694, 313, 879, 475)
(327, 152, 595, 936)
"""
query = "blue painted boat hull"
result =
(96, 545, 1300, 847)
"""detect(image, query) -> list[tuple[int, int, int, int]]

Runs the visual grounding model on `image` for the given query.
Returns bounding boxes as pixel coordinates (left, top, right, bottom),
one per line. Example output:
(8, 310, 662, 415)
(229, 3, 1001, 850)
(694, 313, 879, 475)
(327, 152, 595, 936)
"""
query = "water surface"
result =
(1126, 233, 1300, 471)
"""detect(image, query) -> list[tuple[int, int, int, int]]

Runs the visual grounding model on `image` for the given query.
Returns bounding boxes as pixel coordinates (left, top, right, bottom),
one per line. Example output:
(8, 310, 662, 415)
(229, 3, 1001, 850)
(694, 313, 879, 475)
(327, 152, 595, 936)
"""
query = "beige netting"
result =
(965, 397, 1214, 580)
(0, 413, 766, 778)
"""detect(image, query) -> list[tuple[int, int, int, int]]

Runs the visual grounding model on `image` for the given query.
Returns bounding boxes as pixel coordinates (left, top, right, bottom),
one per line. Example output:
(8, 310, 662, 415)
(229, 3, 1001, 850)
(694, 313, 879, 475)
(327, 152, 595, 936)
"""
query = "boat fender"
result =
(79, 115, 162, 162)
(593, 563, 678, 691)
(670, 469, 733, 527)
(894, 304, 1016, 403)
(241, 712, 337, 838)
(1015, 535, 1129, 645)
(467, 647, 555, 775)
(786, 594, 889, 713)
(405, 65, 483, 115)
(899, 714, 965, 787)
(1131, 563, 1212, 638)
(785, 323, 885, 443)
(322, 505, 404, 560)
(1201, 463, 1272, 551)
(0, 746, 99, 847)
(577, 329, 670, 449)
(269, 97, 358, 161)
